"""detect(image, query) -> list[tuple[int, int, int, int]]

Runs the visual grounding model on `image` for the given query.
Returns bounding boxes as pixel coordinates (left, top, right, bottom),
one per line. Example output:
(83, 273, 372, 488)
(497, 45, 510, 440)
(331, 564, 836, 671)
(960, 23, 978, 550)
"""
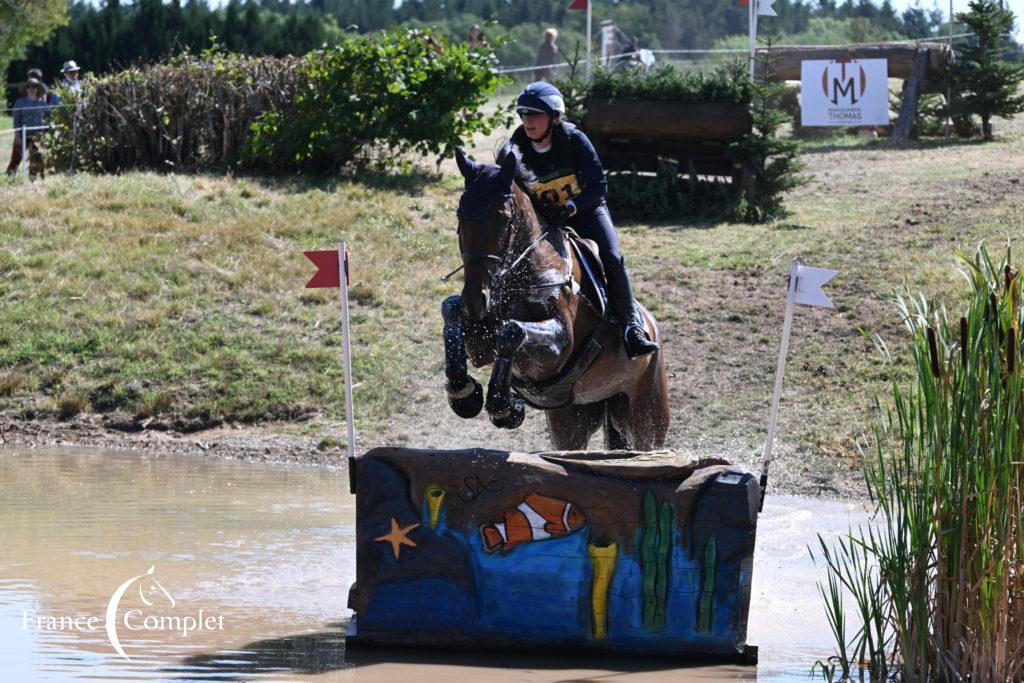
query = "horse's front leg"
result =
(441, 295, 484, 418)
(485, 318, 568, 429)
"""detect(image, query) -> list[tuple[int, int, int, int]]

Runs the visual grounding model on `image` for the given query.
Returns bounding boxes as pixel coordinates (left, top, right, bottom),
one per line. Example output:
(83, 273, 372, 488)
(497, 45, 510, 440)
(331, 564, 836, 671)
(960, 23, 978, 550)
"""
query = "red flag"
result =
(740, 0, 749, 4)
(568, 0, 588, 9)
(304, 249, 349, 289)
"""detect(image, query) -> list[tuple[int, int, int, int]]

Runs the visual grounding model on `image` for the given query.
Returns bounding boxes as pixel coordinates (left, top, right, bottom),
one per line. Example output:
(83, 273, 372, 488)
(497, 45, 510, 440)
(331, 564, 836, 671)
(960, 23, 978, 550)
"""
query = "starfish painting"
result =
(374, 518, 420, 559)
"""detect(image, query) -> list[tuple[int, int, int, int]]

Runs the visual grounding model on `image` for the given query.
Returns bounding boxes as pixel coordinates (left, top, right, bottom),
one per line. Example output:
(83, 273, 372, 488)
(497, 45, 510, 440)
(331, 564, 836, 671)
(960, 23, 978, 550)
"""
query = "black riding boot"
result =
(605, 260, 659, 359)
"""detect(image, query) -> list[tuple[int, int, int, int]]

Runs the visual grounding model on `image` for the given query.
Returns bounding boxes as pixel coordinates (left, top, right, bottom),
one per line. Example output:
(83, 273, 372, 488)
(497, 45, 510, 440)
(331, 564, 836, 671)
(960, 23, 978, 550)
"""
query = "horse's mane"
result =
(495, 139, 538, 194)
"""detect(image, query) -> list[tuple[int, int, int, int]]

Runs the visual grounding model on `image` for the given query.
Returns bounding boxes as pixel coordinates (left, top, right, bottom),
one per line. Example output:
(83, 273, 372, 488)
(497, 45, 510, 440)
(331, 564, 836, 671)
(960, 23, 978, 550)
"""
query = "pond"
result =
(0, 447, 870, 681)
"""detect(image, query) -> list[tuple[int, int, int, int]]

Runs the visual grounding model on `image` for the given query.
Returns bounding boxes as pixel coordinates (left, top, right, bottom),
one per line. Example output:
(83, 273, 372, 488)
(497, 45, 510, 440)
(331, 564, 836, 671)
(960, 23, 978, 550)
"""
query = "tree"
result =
(0, 0, 68, 86)
(950, 0, 1024, 140)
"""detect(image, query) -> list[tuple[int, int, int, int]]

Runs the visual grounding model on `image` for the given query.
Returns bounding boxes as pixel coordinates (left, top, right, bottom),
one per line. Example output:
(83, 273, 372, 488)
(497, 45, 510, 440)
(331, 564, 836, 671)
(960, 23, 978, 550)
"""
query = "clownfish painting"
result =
(481, 494, 586, 554)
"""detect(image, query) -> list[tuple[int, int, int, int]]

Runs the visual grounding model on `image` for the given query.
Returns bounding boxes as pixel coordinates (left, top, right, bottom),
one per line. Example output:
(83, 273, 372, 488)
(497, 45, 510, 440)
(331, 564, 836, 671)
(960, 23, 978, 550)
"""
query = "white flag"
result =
(758, 0, 778, 17)
(793, 265, 838, 308)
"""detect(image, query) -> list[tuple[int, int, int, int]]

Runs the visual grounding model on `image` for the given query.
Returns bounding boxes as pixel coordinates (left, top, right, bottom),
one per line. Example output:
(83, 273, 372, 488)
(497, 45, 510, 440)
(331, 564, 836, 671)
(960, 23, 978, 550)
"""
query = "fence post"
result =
(893, 48, 930, 141)
(20, 126, 27, 178)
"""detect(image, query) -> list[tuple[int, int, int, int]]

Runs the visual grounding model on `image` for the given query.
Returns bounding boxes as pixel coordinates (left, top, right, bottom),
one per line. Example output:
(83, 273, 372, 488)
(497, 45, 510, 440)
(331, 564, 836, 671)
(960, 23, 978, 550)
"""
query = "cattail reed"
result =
(815, 245, 1024, 681)
(927, 326, 941, 378)
(1009, 327, 1017, 375)
(961, 316, 968, 368)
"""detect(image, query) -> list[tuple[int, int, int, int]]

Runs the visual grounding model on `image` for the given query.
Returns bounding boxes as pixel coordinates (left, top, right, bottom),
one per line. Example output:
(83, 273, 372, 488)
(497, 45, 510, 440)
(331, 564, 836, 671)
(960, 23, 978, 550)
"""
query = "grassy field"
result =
(1, 117, 1022, 494)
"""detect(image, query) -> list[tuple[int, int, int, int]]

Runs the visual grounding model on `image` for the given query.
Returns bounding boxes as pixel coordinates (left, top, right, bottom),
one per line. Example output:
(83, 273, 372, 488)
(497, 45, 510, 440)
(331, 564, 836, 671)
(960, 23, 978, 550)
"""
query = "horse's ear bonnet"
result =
(457, 150, 517, 222)
(455, 148, 481, 188)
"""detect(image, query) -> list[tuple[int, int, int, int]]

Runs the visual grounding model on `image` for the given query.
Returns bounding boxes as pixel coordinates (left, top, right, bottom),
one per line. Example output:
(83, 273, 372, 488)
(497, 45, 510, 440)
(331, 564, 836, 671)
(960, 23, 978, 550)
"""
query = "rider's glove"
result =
(543, 203, 575, 227)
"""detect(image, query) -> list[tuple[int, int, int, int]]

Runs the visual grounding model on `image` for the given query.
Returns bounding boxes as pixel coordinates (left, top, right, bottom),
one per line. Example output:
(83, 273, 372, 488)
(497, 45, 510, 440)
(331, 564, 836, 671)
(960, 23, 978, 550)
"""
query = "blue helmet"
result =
(516, 82, 566, 115)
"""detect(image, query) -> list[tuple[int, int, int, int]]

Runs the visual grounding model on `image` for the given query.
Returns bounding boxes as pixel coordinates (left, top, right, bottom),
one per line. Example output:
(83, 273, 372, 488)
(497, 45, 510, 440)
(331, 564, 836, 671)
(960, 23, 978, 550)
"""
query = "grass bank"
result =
(1, 119, 1022, 494)
(0, 171, 460, 432)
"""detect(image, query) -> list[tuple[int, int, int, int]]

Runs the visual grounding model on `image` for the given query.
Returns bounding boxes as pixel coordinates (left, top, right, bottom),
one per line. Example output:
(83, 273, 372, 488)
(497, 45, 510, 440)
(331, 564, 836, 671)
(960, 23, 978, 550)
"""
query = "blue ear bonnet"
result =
(458, 164, 513, 221)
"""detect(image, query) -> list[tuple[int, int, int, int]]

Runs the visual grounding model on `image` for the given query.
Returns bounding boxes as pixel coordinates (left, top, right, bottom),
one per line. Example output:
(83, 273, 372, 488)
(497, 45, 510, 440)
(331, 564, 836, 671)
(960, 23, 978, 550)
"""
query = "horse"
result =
(441, 149, 670, 451)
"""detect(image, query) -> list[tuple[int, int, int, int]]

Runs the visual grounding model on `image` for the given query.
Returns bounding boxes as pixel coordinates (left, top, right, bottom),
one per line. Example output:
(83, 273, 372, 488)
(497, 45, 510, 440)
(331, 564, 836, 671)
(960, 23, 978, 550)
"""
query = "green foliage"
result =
(248, 28, 511, 173)
(586, 62, 752, 105)
(605, 163, 737, 223)
(0, 0, 67, 92)
(949, 0, 1024, 140)
(729, 41, 806, 223)
(889, 91, 947, 138)
(815, 244, 1024, 679)
(44, 30, 509, 175)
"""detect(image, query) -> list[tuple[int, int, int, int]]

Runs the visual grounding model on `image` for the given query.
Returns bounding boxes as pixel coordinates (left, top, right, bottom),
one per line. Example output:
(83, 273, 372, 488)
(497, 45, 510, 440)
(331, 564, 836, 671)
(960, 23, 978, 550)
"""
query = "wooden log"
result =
(582, 99, 752, 142)
(756, 42, 952, 82)
(892, 48, 930, 141)
(351, 447, 759, 658)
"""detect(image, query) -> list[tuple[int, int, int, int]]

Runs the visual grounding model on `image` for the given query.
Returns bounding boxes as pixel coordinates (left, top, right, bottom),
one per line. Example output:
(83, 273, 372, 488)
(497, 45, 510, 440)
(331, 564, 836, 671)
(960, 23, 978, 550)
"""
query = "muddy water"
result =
(0, 447, 870, 681)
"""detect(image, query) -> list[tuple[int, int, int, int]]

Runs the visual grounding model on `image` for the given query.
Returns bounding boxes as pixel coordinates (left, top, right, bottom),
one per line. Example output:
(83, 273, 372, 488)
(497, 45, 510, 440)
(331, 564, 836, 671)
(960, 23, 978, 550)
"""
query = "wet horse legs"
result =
(441, 295, 484, 418)
(485, 318, 568, 430)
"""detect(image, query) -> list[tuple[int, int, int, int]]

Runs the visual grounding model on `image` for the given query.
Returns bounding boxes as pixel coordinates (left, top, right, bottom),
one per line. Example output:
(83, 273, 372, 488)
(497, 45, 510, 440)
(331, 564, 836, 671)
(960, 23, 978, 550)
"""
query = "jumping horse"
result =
(441, 149, 670, 450)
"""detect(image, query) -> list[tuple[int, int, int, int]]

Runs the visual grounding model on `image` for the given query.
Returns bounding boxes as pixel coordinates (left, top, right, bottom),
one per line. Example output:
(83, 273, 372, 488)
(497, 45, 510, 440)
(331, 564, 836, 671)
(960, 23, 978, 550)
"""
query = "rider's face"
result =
(519, 111, 552, 141)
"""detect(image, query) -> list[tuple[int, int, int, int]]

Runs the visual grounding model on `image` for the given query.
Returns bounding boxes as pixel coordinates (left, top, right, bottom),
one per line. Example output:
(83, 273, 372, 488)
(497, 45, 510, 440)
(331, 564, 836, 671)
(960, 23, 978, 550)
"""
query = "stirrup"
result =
(624, 323, 658, 359)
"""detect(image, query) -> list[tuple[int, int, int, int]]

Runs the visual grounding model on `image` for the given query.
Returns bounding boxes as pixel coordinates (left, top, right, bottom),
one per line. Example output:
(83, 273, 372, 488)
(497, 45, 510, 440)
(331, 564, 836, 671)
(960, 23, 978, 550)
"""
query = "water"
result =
(0, 447, 871, 681)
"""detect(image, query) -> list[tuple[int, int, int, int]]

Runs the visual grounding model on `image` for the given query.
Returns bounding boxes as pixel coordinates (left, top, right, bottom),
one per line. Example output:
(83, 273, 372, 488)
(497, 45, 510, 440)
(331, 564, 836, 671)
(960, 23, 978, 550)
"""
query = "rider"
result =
(498, 81, 658, 359)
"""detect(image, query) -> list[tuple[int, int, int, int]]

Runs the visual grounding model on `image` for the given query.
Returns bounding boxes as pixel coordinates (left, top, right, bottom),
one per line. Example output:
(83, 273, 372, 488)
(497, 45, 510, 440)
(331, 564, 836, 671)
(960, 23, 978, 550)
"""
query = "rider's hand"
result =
(542, 201, 573, 227)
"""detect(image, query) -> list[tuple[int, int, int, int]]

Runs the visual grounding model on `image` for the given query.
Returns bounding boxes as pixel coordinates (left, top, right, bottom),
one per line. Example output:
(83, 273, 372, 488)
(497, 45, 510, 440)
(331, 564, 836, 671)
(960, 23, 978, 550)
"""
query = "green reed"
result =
(815, 244, 1024, 681)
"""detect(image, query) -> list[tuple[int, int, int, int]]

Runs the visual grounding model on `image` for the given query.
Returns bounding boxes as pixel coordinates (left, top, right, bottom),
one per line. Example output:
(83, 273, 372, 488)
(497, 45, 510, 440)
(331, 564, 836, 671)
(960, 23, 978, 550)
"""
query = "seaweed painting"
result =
(640, 490, 672, 630)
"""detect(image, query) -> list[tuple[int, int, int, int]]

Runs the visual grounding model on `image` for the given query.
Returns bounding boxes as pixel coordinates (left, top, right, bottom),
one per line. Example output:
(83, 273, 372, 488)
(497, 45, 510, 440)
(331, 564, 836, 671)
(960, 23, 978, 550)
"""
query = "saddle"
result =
(510, 228, 613, 411)
(564, 229, 609, 319)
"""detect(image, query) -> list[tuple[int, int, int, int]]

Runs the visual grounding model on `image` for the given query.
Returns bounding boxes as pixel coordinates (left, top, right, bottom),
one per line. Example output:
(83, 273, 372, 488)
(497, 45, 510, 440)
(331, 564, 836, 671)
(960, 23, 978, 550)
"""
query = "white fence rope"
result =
(492, 31, 1010, 76)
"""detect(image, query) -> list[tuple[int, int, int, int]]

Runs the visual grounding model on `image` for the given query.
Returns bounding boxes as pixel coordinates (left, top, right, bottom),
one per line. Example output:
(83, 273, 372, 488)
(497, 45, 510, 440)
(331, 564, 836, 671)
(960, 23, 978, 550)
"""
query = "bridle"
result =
(443, 188, 574, 296)
(457, 191, 517, 283)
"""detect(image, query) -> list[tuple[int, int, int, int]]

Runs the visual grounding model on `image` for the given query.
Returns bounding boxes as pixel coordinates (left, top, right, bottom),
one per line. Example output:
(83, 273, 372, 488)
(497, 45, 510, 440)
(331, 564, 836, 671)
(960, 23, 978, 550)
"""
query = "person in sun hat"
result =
(6, 78, 50, 175)
(496, 81, 659, 360)
(60, 60, 84, 94)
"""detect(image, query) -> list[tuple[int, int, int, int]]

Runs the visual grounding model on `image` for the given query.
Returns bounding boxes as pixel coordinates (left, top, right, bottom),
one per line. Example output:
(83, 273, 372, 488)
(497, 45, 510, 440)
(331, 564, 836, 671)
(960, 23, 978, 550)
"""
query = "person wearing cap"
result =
(497, 81, 659, 359)
(61, 60, 83, 93)
(5, 78, 50, 175)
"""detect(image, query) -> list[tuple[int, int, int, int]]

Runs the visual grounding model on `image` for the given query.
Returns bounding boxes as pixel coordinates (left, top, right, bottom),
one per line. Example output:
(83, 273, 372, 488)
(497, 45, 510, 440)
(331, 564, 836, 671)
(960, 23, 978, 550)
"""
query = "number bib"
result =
(530, 170, 582, 207)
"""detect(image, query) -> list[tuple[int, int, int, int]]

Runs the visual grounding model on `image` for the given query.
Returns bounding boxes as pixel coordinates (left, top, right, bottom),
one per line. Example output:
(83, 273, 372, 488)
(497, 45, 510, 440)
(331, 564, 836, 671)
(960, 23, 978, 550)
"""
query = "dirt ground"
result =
(3, 114, 1023, 500)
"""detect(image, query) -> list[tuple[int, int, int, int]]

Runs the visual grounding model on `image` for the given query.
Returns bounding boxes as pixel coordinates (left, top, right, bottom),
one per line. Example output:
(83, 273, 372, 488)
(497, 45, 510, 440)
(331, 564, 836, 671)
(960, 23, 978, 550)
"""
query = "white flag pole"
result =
(759, 258, 799, 511)
(748, 0, 756, 79)
(339, 241, 357, 492)
(586, 1, 593, 82)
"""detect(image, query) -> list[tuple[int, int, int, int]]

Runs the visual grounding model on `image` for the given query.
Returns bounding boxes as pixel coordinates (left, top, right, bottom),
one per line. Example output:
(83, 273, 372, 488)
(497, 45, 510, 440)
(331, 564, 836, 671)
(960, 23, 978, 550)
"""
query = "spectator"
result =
(5, 78, 50, 175)
(534, 29, 559, 82)
(25, 68, 55, 106)
(61, 60, 84, 94)
(468, 24, 486, 46)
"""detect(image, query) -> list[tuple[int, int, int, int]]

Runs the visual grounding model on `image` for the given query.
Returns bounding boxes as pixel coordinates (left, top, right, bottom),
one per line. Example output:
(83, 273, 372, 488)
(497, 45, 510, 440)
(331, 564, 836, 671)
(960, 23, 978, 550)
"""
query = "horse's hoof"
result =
(447, 378, 483, 419)
(490, 396, 525, 430)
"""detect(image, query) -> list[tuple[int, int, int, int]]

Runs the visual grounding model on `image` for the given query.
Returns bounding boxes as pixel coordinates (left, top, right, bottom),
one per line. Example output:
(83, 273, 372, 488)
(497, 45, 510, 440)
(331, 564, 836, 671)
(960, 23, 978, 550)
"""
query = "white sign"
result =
(800, 58, 889, 127)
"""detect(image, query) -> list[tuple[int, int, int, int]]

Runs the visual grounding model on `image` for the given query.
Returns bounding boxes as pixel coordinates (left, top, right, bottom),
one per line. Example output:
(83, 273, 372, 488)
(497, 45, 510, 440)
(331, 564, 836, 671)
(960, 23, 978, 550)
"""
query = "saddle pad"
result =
(566, 233, 608, 317)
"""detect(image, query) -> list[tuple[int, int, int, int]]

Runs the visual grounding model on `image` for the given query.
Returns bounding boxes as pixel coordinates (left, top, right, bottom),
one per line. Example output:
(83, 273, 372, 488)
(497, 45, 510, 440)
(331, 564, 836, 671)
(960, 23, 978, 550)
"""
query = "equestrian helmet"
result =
(516, 82, 565, 116)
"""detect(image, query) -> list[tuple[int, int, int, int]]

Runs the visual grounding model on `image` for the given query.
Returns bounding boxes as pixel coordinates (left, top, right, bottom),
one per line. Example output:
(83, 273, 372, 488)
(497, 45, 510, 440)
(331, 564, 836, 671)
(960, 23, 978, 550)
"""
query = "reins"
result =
(444, 190, 573, 293)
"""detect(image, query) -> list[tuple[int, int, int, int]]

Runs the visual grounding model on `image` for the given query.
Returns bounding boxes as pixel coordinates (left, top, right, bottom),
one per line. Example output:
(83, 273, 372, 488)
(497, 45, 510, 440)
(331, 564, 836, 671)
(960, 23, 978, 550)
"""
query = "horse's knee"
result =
(495, 321, 526, 356)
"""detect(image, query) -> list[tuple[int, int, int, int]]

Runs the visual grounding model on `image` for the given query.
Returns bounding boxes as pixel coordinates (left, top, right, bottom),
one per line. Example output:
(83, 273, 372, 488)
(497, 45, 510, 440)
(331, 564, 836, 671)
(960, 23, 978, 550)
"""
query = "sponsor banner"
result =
(800, 58, 889, 127)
